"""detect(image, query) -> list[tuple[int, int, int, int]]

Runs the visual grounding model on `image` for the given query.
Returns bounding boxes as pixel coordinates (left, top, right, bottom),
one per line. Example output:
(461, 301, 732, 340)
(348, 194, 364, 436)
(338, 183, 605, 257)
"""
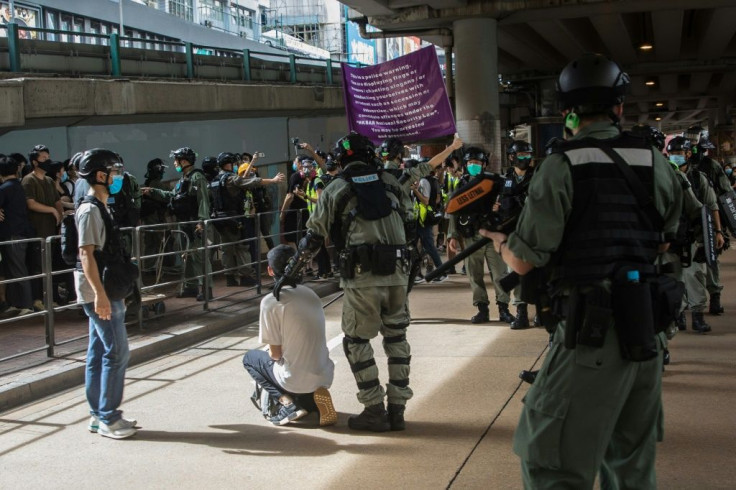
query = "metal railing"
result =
(0, 207, 318, 365)
(0, 22, 359, 84)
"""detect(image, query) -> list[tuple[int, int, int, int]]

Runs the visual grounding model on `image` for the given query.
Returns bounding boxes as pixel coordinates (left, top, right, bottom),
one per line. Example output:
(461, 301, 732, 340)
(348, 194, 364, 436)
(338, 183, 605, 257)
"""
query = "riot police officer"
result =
(499, 140, 535, 329)
(273, 132, 414, 432)
(685, 126, 729, 315)
(140, 158, 169, 271)
(447, 148, 514, 324)
(142, 147, 211, 301)
(482, 53, 682, 488)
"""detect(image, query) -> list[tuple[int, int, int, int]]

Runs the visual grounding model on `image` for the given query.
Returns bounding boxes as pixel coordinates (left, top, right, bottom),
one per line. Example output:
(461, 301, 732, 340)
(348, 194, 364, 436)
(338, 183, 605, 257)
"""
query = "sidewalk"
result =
(1, 257, 735, 488)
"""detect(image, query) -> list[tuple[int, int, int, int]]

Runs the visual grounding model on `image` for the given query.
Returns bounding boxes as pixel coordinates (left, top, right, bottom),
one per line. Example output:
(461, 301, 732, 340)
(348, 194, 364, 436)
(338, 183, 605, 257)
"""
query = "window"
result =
(168, 0, 193, 22)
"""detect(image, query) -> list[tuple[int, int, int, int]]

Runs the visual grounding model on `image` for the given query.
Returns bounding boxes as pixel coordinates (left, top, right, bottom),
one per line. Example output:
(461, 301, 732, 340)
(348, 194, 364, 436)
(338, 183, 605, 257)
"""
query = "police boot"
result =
(709, 293, 724, 315)
(519, 370, 538, 385)
(533, 314, 541, 328)
(675, 312, 687, 331)
(470, 303, 490, 324)
(498, 302, 514, 324)
(347, 402, 390, 432)
(691, 312, 712, 334)
(387, 403, 406, 431)
(510, 304, 530, 330)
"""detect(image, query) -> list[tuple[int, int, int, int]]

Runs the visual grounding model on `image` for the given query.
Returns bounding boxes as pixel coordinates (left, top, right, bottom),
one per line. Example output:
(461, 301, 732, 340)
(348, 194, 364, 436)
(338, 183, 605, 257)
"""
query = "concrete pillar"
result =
(453, 18, 502, 171)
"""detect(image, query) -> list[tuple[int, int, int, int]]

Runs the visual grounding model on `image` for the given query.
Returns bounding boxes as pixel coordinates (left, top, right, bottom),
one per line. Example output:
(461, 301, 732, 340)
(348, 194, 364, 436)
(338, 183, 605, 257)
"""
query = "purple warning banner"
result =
(341, 46, 456, 144)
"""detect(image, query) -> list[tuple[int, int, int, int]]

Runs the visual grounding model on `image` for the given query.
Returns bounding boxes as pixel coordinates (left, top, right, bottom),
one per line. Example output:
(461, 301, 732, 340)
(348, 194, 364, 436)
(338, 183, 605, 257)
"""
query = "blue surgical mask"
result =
(109, 175, 124, 195)
(669, 154, 686, 167)
(61, 172, 68, 183)
(292, 161, 299, 172)
(727, 168, 733, 176)
(467, 163, 483, 176)
(233, 164, 239, 174)
(175, 165, 183, 173)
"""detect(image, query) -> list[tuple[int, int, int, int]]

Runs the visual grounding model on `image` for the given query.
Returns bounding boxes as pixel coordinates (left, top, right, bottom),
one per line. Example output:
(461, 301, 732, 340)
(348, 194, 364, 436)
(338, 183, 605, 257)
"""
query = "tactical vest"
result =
(107, 173, 138, 227)
(209, 171, 243, 218)
(170, 169, 204, 221)
(330, 161, 404, 251)
(499, 167, 533, 220)
(552, 135, 663, 284)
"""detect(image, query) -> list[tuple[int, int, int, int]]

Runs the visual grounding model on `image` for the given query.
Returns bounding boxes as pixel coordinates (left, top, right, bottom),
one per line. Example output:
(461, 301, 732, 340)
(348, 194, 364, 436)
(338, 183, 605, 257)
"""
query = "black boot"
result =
(225, 275, 239, 287)
(519, 370, 538, 384)
(470, 303, 490, 324)
(498, 302, 514, 324)
(675, 312, 686, 331)
(691, 311, 712, 333)
(510, 304, 530, 330)
(533, 314, 540, 328)
(709, 292, 724, 315)
(387, 403, 405, 431)
(347, 403, 390, 432)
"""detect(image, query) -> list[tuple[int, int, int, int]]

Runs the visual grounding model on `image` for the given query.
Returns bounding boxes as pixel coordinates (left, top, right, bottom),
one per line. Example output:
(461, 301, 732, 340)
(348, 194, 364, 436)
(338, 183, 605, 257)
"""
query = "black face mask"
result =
(37, 161, 53, 174)
(514, 158, 531, 170)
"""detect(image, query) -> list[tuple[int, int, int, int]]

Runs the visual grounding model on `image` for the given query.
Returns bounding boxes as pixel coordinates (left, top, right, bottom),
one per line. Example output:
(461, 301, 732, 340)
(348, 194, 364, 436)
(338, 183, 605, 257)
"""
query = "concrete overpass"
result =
(343, 0, 736, 158)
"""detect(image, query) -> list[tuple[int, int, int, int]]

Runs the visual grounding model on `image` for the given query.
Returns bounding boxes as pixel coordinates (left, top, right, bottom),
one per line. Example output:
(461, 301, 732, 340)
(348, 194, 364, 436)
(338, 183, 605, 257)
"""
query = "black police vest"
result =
(170, 169, 203, 220)
(209, 171, 243, 218)
(554, 135, 663, 283)
(499, 167, 533, 219)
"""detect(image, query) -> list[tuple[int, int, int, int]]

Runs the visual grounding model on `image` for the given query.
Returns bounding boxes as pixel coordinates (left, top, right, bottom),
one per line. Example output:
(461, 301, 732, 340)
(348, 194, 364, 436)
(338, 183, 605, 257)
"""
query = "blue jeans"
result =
(83, 300, 130, 425)
(242, 350, 316, 411)
(417, 225, 443, 269)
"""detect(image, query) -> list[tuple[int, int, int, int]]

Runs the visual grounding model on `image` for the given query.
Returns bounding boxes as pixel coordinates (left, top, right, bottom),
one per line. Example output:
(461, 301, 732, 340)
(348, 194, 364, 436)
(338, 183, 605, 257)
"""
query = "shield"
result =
(717, 190, 736, 233)
(701, 206, 717, 266)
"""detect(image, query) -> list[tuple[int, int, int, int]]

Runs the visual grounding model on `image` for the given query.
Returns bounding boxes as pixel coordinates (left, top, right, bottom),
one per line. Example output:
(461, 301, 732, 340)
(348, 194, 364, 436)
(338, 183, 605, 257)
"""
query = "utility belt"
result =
(338, 244, 408, 279)
(560, 268, 684, 362)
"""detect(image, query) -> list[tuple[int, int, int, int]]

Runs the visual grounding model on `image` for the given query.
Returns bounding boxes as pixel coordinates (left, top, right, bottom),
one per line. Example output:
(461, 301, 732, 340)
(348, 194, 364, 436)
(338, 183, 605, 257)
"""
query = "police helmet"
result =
(29, 144, 50, 163)
(379, 137, 404, 161)
(507, 140, 534, 155)
(462, 146, 489, 164)
(147, 158, 166, 171)
(685, 126, 716, 150)
(556, 53, 630, 113)
(202, 156, 219, 178)
(666, 136, 692, 153)
(170, 147, 197, 165)
(69, 152, 84, 170)
(77, 149, 122, 180)
(630, 124, 665, 151)
(217, 152, 238, 167)
(333, 132, 376, 166)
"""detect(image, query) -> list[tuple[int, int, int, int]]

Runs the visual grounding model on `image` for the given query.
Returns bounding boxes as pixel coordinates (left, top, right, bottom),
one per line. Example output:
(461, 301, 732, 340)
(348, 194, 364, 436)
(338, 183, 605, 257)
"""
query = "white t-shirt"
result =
(74, 199, 108, 304)
(259, 285, 334, 394)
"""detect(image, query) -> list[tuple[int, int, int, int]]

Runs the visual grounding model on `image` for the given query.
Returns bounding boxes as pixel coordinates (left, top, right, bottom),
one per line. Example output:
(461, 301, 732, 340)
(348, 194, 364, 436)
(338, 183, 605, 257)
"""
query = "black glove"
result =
(272, 275, 297, 301)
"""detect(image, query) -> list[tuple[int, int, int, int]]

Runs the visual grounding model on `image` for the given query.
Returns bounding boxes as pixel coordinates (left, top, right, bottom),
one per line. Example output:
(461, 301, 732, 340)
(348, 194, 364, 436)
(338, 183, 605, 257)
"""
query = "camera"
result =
(255, 152, 265, 158)
(291, 137, 300, 146)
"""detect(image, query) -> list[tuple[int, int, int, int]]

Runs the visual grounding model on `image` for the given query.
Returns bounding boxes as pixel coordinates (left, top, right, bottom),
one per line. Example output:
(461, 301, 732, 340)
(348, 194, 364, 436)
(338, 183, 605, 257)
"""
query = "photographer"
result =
(280, 156, 313, 248)
(75, 149, 138, 440)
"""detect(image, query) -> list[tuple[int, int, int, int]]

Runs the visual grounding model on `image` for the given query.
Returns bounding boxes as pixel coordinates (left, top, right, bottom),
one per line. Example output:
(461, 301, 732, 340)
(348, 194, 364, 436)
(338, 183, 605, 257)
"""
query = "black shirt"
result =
(0, 178, 35, 240)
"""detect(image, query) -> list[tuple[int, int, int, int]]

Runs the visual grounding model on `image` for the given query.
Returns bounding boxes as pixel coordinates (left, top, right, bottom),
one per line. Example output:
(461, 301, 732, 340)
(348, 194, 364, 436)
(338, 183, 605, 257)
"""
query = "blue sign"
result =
(345, 8, 377, 65)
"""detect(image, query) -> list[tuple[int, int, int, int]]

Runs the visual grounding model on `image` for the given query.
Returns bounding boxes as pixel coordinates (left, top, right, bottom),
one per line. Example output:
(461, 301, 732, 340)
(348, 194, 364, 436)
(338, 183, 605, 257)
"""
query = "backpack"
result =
(61, 196, 112, 266)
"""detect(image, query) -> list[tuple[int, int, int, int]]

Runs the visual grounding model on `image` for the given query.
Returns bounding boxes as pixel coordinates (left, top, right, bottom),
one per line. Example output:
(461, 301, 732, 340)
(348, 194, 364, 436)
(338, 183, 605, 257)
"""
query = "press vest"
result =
(553, 135, 663, 283)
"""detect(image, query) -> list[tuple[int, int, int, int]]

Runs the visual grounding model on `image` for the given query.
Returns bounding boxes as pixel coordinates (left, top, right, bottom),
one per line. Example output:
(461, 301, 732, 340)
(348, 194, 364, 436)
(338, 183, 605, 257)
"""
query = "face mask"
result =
(175, 165, 183, 173)
(669, 154, 686, 167)
(292, 162, 299, 172)
(109, 175, 124, 195)
(61, 172, 68, 183)
(726, 168, 733, 176)
(515, 156, 532, 170)
(467, 163, 483, 176)
(233, 165, 239, 174)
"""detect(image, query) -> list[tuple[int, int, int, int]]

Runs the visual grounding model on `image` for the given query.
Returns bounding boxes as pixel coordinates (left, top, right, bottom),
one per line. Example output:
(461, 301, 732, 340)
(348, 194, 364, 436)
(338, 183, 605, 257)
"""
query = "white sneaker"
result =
(98, 419, 137, 439)
(89, 415, 138, 433)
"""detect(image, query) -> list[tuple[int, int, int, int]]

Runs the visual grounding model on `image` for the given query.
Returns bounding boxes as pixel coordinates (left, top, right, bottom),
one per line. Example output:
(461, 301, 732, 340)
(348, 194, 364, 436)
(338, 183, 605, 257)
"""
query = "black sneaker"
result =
(225, 275, 239, 287)
(347, 403, 390, 432)
(268, 403, 308, 426)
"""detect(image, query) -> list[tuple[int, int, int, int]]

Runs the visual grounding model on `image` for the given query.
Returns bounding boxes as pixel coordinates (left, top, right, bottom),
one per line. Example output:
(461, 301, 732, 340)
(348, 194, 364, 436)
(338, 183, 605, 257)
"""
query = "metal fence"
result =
(0, 22, 362, 84)
(0, 207, 312, 364)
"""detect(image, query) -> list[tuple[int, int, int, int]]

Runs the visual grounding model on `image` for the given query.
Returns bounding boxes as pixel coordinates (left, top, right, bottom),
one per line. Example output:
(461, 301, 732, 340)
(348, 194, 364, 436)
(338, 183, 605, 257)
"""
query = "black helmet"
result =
(333, 132, 376, 166)
(29, 144, 50, 162)
(507, 140, 533, 155)
(217, 152, 238, 167)
(557, 53, 630, 112)
(69, 152, 84, 170)
(630, 124, 665, 151)
(78, 149, 122, 179)
(202, 156, 219, 179)
(666, 136, 692, 153)
(379, 137, 404, 161)
(147, 158, 165, 171)
(462, 146, 489, 164)
(170, 147, 196, 165)
(685, 126, 716, 150)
